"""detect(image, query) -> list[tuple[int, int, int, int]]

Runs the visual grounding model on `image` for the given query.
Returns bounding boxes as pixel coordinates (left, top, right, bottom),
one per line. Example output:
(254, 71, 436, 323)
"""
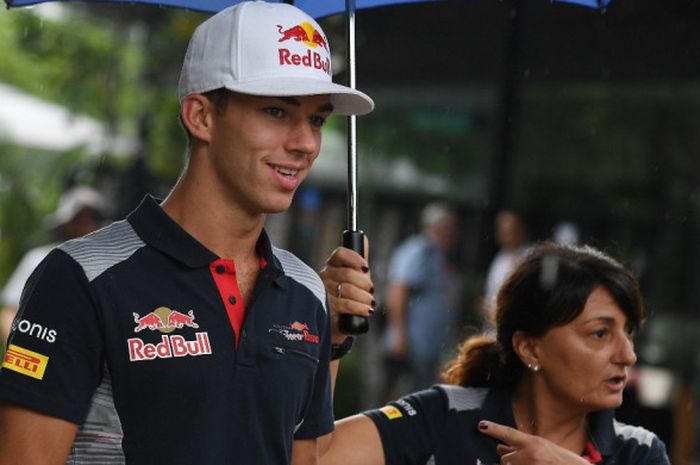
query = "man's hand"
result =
(319, 242, 374, 344)
(478, 420, 590, 465)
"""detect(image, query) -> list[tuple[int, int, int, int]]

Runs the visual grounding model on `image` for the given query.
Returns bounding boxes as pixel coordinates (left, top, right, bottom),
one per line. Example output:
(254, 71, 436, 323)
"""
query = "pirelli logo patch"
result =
(379, 405, 403, 420)
(2, 344, 49, 380)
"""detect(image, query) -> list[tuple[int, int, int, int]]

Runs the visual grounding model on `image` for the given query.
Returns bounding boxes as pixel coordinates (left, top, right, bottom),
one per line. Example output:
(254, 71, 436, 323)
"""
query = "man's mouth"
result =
(274, 166, 299, 177)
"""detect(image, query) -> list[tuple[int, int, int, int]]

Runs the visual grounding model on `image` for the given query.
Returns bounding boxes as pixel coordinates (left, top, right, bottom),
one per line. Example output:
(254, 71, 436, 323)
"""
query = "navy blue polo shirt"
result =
(365, 385, 670, 465)
(0, 195, 333, 464)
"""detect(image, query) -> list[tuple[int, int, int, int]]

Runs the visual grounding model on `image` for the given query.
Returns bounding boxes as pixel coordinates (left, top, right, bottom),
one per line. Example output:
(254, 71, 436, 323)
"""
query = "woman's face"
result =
(532, 286, 637, 413)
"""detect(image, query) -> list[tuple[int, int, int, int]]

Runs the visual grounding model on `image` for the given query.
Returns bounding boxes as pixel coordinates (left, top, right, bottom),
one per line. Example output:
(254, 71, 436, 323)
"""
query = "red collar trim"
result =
(582, 439, 602, 463)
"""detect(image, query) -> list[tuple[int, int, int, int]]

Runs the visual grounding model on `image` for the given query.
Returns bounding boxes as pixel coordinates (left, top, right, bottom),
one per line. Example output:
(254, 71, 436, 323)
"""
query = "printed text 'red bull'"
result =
(128, 332, 212, 361)
(278, 49, 331, 75)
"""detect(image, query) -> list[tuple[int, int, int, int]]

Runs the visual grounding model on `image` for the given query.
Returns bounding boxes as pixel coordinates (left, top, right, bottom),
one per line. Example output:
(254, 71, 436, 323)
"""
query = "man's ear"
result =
(181, 94, 214, 143)
(512, 330, 539, 367)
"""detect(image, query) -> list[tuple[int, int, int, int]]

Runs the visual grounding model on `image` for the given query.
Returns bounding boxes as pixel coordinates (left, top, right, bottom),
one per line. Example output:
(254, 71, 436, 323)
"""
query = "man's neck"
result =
(161, 182, 265, 261)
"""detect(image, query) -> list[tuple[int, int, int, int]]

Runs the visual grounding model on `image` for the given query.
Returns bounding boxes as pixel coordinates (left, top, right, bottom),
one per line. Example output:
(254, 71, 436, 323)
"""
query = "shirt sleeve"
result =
(363, 387, 447, 465)
(293, 296, 334, 439)
(0, 249, 103, 424)
(387, 240, 429, 288)
(641, 435, 671, 465)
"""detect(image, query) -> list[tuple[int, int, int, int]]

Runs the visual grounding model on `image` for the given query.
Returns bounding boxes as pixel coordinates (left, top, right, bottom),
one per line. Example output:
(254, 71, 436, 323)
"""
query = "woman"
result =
(320, 242, 670, 465)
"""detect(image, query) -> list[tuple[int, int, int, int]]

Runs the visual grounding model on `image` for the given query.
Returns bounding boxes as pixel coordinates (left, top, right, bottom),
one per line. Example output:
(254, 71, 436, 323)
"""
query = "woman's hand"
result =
(478, 420, 591, 465)
(319, 241, 374, 344)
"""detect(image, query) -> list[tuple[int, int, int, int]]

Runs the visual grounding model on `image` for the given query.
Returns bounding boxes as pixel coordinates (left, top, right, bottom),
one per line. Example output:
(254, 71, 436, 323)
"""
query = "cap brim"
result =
(224, 78, 374, 116)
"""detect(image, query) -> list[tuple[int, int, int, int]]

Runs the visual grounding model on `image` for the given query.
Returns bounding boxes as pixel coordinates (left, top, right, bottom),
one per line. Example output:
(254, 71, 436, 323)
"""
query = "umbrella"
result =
(4, 0, 613, 334)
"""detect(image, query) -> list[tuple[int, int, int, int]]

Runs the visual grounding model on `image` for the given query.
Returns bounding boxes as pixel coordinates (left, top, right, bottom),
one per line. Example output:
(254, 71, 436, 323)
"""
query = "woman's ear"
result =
(512, 330, 539, 368)
(181, 94, 214, 143)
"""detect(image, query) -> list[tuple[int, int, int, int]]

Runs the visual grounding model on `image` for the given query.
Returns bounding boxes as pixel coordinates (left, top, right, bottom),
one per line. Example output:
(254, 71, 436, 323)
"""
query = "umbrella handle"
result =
(338, 230, 369, 335)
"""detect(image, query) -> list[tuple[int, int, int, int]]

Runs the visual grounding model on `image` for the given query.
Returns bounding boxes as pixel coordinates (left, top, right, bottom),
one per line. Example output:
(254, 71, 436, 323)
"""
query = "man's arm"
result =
(384, 282, 410, 359)
(292, 438, 318, 465)
(0, 306, 17, 344)
(0, 402, 77, 465)
(317, 242, 385, 465)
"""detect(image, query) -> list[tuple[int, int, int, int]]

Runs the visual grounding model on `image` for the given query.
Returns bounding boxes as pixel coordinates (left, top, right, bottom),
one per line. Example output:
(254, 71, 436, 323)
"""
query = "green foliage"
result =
(0, 144, 85, 282)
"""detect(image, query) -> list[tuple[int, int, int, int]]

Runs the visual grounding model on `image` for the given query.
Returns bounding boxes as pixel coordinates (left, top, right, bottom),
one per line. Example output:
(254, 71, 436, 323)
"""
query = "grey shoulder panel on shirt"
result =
(59, 220, 145, 282)
(613, 419, 656, 448)
(435, 384, 489, 412)
(272, 247, 327, 313)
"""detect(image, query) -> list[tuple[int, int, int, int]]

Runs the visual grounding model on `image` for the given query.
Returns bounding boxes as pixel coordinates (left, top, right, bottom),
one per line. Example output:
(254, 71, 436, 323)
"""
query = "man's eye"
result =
(265, 107, 284, 118)
(310, 115, 326, 127)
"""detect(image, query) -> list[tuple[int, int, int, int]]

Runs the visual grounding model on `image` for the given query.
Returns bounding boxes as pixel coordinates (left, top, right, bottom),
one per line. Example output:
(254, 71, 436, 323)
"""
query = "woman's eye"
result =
(592, 329, 608, 339)
(624, 323, 637, 338)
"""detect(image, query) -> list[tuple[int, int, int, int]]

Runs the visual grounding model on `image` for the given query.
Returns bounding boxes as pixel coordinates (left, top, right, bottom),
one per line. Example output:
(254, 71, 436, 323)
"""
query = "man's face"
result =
(208, 92, 333, 215)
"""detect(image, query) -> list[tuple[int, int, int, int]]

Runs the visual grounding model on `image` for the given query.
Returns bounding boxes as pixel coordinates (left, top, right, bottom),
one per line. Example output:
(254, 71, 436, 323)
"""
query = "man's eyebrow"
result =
(276, 97, 334, 113)
(278, 96, 301, 106)
(318, 102, 334, 113)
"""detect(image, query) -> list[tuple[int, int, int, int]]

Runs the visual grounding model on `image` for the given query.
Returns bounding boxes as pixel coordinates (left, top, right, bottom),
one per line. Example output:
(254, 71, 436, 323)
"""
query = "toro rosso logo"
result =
(128, 307, 211, 362)
(277, 22, 331, 76)
(269, 321, 319, 344)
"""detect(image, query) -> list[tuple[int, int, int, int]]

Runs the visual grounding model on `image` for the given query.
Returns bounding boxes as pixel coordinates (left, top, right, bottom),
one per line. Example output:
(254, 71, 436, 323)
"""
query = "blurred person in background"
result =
(382, 202, 461, 396)
(0, 185, 107, 343)
(481, 208, 531, 330)
(319, 242, 670, 465)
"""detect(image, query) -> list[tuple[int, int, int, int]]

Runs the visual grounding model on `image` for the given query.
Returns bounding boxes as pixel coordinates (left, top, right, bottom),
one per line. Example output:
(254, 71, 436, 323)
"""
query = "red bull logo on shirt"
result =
(128, 332, 212, 362)
(133, 307, 199, 334)
(129, 307, 211, 362)
(277, 22, 331, 76)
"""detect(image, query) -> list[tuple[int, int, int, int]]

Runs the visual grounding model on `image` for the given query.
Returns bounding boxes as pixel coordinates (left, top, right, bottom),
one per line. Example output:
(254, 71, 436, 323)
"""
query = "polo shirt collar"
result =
(587, 409, 616, 457)
(127, 195, 281, 272)
(483, 389, 613, 459)
(481, 388, 517, 427)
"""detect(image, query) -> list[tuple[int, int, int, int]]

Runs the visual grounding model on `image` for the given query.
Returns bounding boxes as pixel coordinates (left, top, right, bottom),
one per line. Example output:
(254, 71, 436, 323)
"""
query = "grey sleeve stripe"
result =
(436, 385, 489, 412)
(272, 247, 327, 313)
(613, 420, 656, 448)
(59, 221, 145, 282)
(67, 366, 125, 464)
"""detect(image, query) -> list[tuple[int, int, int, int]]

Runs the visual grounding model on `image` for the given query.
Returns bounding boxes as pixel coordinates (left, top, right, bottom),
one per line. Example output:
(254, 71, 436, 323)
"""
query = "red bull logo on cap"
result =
(129, 307, 211, 362)
(277, 21, 331, 76)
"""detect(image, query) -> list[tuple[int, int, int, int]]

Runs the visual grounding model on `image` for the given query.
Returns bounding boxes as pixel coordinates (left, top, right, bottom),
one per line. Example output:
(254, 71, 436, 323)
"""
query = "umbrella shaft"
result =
(346, 0, 358, 231)
(347, 115, 358, 230)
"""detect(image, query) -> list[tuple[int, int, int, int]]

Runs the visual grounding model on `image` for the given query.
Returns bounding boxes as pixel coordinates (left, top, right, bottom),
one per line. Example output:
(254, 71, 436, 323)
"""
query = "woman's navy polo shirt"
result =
(365, 385, 670, 465)
(0, 195, 333, 464)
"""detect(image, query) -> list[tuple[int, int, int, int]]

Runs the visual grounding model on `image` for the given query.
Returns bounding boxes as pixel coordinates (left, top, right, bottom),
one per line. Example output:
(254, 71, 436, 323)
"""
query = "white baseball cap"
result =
(178, 0, 374, 116)
(44, 186, 108, 230)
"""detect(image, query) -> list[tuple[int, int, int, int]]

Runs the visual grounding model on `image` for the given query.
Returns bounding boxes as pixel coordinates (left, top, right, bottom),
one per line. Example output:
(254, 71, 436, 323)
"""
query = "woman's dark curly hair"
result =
(442, 241, 645, 388)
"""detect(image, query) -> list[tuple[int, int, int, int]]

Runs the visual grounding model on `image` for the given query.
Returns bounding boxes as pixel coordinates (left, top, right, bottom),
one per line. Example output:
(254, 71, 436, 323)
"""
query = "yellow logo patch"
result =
(379, 405, 403, 420)
(2, 344, 49, 380)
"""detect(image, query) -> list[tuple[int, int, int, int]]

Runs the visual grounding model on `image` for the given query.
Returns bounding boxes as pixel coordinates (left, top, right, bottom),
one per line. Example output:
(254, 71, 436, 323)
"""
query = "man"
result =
(481, 209, 530, 329)
(382, 202, 461, 395)
(0, 2, 374, 464)
(0, 185, 107, 342)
